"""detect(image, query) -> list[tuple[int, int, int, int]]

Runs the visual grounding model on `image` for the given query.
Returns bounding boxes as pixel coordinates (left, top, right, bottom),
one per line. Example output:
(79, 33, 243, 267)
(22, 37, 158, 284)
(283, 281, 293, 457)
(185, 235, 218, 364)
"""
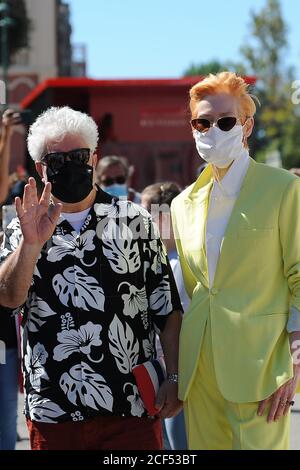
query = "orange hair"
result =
(189, 71, 257, 122)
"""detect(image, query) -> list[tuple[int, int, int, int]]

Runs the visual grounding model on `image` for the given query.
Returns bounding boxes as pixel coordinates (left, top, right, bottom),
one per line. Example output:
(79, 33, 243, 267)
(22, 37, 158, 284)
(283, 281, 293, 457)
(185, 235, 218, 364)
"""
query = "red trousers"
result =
(27, 415, 163, 450)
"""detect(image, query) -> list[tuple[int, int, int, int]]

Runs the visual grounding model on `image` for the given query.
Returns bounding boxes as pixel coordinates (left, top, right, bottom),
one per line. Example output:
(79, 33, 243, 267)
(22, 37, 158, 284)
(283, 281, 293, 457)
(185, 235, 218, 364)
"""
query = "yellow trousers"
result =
(184, 315, 290, 450)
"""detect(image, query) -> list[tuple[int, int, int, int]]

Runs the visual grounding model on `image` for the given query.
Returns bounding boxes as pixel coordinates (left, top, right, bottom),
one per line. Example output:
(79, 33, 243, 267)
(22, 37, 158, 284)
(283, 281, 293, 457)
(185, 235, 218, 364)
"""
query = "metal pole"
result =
(0, 2, 11, 106)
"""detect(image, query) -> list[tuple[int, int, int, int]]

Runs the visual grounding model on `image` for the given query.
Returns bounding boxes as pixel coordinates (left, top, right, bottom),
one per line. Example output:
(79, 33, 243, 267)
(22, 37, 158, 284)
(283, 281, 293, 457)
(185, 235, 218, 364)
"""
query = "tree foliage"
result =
(239, 0, 299, 167)
(0, 0, 30, 63)
(183, 59, 246, 77)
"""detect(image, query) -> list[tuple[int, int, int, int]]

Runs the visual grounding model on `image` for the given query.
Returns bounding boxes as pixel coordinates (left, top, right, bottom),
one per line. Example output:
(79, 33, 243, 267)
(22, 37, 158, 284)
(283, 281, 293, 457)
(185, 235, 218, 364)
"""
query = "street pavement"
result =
(16, 393, 300, 450)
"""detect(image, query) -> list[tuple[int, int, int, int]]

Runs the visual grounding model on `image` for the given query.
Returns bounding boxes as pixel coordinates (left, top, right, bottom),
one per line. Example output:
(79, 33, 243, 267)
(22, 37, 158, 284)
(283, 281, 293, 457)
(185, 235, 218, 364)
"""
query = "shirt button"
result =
(211, 288, 218, 295)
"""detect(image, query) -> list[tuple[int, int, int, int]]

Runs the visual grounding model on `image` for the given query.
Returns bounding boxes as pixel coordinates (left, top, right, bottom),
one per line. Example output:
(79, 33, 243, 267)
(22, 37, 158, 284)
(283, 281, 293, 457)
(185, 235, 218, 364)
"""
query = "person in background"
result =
(290, 168, 300, 177)
(5, 166, 28, 205)
(0, 109, 22, 205)
(0, 106, 182, 451)
(0, 293, 19, 452)
(0, 109, 23, 450)
(171, 71, 300, 450)
(141, 182, 188, 450)
(96, 155, 141, 203)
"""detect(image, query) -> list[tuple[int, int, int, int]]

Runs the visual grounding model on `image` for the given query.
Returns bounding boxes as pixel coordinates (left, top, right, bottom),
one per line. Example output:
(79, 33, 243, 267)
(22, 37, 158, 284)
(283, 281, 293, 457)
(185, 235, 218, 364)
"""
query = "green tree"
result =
(0, 0, 30, 63)
(184, 59, 246, 77)
(240, 0, 299, 167)
(281, 113, 300, 168)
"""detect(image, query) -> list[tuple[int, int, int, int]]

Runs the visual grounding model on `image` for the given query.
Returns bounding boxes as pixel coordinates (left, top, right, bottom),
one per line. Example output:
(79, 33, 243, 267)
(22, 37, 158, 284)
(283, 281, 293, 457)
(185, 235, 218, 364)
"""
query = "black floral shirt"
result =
(0, 187, 182, 424)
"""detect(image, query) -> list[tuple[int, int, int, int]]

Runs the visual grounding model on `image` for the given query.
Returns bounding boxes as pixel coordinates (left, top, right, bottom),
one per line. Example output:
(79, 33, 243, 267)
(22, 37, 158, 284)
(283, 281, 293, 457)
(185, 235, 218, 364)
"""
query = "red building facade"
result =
(21, 76, 256, 190)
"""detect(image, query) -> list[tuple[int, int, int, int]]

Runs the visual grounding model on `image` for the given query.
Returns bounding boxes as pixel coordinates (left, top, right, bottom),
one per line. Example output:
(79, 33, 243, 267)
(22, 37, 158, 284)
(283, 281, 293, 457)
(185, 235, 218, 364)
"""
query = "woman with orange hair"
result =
(171, 72, 300, 449)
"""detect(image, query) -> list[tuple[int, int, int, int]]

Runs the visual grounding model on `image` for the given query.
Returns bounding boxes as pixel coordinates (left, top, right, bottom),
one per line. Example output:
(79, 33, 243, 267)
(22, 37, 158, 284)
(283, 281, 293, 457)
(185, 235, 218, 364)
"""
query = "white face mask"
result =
(193, 122, 246, 169)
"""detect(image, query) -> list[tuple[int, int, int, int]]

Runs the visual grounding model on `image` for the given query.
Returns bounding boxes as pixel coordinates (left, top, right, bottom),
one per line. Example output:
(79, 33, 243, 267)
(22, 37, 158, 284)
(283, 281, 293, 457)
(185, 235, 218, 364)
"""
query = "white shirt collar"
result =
(213, 148, 250, 198)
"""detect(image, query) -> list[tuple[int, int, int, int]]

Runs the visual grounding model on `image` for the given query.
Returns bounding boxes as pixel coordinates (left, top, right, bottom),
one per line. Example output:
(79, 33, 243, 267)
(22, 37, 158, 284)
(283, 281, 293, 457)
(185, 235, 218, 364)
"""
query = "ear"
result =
(243, 117, 254, 139)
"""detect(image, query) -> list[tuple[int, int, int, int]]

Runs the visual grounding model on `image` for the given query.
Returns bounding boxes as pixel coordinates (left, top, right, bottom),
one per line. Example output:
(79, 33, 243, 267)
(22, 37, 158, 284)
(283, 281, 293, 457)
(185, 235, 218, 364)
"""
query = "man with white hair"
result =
(0, 106, 182, 450)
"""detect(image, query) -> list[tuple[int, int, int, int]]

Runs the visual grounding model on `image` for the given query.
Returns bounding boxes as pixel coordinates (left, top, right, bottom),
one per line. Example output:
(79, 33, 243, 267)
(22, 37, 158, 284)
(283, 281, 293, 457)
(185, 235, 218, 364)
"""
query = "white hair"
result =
(27, 106, 99, 161)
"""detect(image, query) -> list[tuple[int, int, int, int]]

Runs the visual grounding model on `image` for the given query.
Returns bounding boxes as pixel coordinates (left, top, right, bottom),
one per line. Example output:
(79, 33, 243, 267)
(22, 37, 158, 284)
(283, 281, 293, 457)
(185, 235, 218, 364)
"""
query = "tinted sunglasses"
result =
(191, 116, 237, 133)
(101, 176, 126, 186)
(40, 148, 90, 173)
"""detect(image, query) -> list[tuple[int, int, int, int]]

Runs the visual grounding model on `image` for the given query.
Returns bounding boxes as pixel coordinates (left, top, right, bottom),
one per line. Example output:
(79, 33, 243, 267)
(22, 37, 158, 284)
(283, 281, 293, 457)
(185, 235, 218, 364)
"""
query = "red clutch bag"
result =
(132, 358, 166, 416)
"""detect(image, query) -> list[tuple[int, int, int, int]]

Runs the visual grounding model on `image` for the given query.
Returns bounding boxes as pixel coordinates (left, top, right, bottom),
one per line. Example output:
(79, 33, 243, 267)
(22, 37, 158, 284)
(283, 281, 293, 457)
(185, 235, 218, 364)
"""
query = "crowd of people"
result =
(0, 71, 299, 451)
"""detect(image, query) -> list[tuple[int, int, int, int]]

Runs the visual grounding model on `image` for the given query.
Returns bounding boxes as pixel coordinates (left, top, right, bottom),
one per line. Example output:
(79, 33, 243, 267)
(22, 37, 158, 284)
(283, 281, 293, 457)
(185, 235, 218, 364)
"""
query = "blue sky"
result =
(68, 0, 300, 79)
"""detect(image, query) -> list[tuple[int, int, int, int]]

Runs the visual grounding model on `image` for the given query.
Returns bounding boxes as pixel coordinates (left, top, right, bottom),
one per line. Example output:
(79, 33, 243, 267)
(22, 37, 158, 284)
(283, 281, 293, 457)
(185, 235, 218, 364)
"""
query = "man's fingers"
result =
(22, 177, 38, 210)
(28, 177, 38, 205)
(40, 182, 52, 207)
(15, 197, 24, 219)
(48, 203, 62, 226)
(159, 404, 171, 419)
(22, 184, 34, 211)
(155, 387, 165, 412)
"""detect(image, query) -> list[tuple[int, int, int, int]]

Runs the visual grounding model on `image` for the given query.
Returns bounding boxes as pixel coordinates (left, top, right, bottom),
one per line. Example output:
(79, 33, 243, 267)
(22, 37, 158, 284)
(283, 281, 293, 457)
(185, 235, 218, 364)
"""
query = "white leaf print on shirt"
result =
(24, 343, 49, 391)
(60, 362, 113, 412)
(149, 241, 167, 275)
(108, 315, 139, 374)
(47, 230, 95, 262)
(149, 276, 173, 315)
(119, 283, 148, 318)
(8, 225, 22, 251)
(143, 330, 155, 359)
(102, 220, 140, 274)
(28, 393, 66, 423)
(26, 296, 57, 332)
(94, 202, 118, 219)
(33, 253, 42, 279)
(95, 200, 146, 220)
(53, 321, 102, 362)
(123, 383, 144, 417)
(52, 266, 105, 311)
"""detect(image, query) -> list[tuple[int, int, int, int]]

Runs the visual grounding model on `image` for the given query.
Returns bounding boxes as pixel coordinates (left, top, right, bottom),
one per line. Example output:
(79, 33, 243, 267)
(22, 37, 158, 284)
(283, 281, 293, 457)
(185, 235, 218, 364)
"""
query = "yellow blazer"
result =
(171, 158, 300, 402)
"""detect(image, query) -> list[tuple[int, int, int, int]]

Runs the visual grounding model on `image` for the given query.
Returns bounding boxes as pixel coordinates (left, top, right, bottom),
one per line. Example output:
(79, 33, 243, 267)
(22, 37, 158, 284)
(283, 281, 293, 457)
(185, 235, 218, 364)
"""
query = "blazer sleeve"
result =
(279, 178, 300, 313)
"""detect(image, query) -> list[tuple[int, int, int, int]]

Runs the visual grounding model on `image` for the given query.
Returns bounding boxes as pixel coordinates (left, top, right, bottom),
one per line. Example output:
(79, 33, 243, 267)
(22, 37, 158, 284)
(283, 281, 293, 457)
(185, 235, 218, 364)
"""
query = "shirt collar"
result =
(213, 148, 250, 198)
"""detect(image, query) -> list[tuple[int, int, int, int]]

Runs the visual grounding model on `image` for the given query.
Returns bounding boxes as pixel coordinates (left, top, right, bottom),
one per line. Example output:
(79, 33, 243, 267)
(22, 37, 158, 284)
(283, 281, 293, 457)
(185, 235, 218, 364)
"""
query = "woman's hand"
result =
(257, 368, 299, 422)
(15, 177, 62, 248)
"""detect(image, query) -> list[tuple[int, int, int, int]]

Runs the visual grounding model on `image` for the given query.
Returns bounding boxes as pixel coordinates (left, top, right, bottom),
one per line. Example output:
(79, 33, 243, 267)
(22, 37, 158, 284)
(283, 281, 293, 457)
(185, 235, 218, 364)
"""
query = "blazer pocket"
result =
(254, 312, 288, 317)
(238, 228, 274, 238)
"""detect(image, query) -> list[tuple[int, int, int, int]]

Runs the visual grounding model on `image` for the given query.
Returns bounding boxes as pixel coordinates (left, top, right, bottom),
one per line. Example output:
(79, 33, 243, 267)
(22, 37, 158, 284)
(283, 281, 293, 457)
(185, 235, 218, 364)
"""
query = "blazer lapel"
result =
(182, 165, 214, 288)
(213, 158, 256, 286)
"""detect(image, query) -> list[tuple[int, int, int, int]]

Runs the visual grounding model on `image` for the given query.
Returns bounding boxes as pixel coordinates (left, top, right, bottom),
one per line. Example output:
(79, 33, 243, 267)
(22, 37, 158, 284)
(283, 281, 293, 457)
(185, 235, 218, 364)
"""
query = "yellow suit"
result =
(171, 159, 300, 448)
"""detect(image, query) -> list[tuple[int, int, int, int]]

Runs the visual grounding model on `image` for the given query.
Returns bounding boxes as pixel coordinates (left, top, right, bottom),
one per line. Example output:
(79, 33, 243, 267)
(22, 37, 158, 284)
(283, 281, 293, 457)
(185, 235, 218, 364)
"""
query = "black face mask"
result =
(47, 161, 94, 203)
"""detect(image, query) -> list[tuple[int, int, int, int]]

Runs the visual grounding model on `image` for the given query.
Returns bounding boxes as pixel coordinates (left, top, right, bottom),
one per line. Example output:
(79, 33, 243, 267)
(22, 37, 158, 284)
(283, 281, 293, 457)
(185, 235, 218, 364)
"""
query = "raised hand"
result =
(15, 177, 62, 247)
(2, 109, 22, 134)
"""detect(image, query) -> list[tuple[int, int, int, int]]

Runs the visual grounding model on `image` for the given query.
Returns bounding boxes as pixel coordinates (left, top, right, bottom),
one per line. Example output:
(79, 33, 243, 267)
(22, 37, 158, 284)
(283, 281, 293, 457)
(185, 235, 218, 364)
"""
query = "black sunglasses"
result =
(40, 148, 90, 173)
(101, 176, 126, 186)
(191, 116, 238, 133)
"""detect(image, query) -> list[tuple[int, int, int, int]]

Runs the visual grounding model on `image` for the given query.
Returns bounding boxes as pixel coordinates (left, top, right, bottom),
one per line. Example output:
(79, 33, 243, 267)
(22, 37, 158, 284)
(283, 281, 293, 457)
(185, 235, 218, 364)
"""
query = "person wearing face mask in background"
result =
(171, 72, 300, 450)
(0, 109, 24, 450)
(141, 182, 189, 451)
(0, 106, 183, 450)
(96, 155, 141, 203)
